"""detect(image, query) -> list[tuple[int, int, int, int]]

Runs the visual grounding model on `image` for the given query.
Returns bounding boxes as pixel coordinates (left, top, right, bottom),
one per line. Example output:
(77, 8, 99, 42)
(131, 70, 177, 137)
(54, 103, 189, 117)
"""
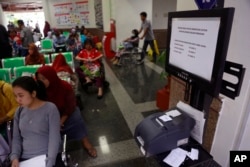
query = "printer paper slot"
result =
(155, 118, 164, 127)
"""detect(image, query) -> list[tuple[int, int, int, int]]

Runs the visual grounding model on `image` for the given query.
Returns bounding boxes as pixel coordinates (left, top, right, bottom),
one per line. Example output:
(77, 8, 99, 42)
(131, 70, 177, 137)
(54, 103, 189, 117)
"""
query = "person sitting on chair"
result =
(76, 39, 104, 99)
(10, 76, 61, 167)
(36, 66, 97, 158)
(25, 43, 45, 65)
(0, 80, 19, 138)
(52, 53, 78, 91)
(53, 30, 66, 53)
(111, 29, 139, 65)
(66, 33, 80, 56)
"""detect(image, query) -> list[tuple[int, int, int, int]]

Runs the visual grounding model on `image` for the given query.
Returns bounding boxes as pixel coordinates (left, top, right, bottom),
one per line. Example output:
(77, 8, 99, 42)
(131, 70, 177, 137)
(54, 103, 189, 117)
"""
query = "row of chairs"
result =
(0, 65, 42, 83)
(0, 52, 74, 83)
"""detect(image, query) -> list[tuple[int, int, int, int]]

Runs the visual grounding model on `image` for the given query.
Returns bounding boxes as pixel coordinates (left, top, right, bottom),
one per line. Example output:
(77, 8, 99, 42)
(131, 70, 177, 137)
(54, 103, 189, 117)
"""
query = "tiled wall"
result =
(169, 76, 223, 152)
(153, 29, 168, 50)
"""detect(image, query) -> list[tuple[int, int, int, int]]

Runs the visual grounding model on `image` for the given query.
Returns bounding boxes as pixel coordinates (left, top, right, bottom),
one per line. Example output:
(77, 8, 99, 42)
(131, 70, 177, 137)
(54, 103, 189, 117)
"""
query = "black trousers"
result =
(140, 40, 156, 61)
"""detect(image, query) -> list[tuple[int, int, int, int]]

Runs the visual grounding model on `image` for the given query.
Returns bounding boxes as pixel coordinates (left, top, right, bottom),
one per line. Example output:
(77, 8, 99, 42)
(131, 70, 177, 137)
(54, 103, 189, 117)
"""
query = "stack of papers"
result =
(163, 147, 199, 167)
(20, 154, 46, 167)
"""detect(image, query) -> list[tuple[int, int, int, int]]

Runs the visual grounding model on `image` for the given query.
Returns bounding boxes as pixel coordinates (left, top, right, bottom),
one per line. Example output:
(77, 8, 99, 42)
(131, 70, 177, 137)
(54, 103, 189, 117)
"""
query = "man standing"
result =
(137, 12, 156, 64)
(17, 20, 34, 57)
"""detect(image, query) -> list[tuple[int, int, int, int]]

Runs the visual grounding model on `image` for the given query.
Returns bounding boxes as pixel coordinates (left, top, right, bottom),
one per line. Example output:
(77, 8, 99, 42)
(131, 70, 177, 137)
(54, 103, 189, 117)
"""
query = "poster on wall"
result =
(53, 1, 89, 26)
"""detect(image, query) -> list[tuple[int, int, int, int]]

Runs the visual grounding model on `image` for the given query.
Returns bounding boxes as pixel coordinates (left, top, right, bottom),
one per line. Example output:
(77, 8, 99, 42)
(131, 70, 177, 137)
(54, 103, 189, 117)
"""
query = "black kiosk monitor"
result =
(165, 8, 235, 97)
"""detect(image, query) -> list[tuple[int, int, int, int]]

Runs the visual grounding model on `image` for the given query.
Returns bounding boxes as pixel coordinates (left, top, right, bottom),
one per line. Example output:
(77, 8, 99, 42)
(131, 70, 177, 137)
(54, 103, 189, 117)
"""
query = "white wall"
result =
(152, 0, 176, 29)
(238, 81, 250, 150)
(176, 0, 197, 11)
(210, 0, 250, 166)
(110, 0, 152, 48)
(0, 5, 7, 26)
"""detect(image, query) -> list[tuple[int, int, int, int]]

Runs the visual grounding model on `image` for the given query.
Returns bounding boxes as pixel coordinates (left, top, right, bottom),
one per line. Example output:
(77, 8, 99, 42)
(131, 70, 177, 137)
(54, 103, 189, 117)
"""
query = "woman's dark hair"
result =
(140, 12, 147, 17)
(132, 29, 139, 37)
(83, 38, 95, 48)
(12, 76, 47, 101)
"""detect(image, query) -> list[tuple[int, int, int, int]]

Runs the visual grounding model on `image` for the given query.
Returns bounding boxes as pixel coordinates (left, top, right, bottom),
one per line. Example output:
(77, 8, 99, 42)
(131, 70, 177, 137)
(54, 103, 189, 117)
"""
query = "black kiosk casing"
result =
(134, 108, 195, 157)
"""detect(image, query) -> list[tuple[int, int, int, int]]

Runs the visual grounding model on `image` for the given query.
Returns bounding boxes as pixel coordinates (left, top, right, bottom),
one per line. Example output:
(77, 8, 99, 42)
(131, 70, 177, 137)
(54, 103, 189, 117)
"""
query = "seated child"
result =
(111, 29, 139, 65)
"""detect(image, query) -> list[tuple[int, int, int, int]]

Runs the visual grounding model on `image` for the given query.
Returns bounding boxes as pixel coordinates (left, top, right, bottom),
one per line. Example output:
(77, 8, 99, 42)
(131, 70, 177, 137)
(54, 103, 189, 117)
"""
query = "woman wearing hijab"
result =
(52, 53, 78, 90)
(0, 24, 12, 60)
(25, 43, 45, 65)
(36, 66, 97, 158)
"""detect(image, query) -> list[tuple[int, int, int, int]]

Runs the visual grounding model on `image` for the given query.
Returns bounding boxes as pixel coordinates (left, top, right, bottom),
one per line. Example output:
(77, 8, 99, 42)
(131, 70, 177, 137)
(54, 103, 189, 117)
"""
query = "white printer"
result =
(134, 108, 195, 157)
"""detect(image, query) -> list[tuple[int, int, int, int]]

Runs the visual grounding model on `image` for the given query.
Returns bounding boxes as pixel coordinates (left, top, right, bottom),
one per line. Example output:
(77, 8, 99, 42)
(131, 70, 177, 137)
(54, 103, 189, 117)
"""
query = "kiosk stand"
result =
(134, 6, 245, 167)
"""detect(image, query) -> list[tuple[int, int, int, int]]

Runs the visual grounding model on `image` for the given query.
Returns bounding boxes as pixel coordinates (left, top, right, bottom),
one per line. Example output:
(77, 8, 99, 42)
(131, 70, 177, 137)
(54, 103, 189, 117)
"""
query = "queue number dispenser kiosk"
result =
(135, 7, 245, 159)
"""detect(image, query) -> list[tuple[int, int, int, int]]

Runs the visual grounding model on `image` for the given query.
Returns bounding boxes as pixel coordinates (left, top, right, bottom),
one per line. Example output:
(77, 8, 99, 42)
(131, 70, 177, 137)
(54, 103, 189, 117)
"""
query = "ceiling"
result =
(0, 1, 43, 12)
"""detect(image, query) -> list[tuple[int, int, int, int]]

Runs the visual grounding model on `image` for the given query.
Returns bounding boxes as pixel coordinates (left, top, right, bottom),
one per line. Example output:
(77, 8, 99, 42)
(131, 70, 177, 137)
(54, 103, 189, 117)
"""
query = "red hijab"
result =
(52, 54, 73, 74)
(36, 66, 75, 116)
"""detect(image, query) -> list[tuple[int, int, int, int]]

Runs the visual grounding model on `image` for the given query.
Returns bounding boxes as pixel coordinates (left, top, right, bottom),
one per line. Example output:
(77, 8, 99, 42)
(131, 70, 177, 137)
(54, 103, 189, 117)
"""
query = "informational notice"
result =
(169, 17, 221, 81)
(53, 1, 89, 26)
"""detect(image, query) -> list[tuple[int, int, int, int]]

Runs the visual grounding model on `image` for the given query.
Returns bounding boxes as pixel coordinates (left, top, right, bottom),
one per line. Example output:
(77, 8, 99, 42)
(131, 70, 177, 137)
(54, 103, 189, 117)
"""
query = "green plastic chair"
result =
(0, 68, 12, 83)
(63, 31, 70, 39)
(51, 53, 58, 62)
(14, 65, 42, 78)
(1, 57, 25, 74)
(40, 39, 54, 53)
(44, 54, 51, 64)
(62, 52, 73, 62)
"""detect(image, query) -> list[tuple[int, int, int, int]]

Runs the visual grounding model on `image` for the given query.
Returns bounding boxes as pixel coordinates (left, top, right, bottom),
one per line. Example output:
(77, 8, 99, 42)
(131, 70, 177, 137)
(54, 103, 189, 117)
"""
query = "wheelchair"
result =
(114, 41, 142, 66)
(117, 47, 142, 66)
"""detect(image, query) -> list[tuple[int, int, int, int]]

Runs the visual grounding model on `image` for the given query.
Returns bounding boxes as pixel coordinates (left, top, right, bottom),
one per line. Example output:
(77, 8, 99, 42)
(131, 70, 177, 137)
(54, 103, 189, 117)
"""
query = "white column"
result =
(102, 0, 111, 32)
(42, 0, 52, 24)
